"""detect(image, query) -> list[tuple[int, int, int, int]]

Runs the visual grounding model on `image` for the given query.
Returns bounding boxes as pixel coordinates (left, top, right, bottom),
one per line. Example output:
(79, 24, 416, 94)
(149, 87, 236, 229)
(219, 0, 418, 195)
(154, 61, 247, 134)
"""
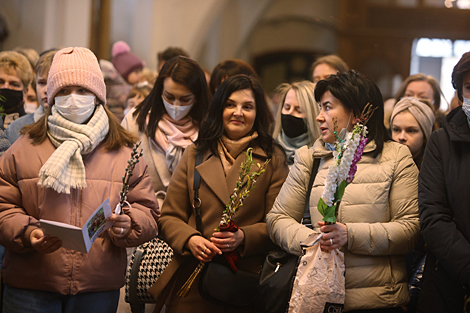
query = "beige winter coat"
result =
(266, 139, 420, 311)
(122, 109, 171, 208)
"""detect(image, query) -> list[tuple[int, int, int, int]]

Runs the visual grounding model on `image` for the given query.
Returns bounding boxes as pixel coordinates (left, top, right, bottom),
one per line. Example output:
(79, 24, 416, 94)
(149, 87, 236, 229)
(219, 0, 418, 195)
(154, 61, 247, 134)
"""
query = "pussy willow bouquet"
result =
(317, 103, 376, 223)
(115, 142, 143, 215)
(177, 147, 270, 297)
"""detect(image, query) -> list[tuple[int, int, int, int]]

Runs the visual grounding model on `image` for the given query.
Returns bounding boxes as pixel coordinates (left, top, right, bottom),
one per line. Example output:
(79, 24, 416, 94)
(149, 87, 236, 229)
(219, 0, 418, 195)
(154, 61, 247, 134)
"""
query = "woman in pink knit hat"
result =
(0, 47, 160, 312)
(101, 41, 146, 122)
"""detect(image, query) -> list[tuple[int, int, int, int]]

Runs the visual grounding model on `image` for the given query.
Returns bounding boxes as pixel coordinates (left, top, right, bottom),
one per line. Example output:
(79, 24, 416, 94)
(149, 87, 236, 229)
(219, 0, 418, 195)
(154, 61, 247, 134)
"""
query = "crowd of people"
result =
(0, 40, 468, 313)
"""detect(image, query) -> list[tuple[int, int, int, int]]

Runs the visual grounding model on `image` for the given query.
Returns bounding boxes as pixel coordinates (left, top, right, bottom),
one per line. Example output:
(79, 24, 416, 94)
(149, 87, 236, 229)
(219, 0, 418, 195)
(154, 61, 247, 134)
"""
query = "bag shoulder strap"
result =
(127, 245, 146, 304)
(301, 157, 321, 229)
(193, 150, 204, 233)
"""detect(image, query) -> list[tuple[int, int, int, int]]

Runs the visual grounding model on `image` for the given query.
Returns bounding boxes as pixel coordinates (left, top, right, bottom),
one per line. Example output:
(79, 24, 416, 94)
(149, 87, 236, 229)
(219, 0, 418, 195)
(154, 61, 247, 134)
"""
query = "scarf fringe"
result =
(37, 106, 108, 194)
(38, 175, 88, 194)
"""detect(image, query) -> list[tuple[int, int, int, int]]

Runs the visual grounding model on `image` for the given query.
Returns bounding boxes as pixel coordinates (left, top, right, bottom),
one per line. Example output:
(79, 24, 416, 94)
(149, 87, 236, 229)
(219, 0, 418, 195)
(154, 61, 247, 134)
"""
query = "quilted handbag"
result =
(125, 151, 203, 308)
(125, 237, 174, 304)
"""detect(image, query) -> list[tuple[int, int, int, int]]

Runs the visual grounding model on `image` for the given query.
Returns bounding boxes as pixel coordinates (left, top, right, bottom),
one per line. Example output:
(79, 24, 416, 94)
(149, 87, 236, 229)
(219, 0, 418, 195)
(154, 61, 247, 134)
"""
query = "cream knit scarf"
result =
(38, 105, 109, 194)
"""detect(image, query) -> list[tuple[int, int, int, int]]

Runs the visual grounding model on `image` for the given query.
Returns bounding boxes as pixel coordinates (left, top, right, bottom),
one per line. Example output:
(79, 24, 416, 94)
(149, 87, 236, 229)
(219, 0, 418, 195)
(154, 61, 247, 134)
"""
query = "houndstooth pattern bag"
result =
(125, 237, 174, 304)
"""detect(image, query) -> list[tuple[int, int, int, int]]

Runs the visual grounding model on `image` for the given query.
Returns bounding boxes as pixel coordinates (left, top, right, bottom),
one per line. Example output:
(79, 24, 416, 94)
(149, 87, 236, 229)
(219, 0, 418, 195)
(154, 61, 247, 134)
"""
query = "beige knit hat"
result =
(391, 97, 435, 142)
(47, 47, 106, 105)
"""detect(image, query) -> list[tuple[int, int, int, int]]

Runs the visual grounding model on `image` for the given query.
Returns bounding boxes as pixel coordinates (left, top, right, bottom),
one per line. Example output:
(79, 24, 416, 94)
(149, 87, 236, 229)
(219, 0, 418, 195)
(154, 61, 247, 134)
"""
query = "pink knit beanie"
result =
(111, 41, 144, 81)
(47, 47, 106, 105)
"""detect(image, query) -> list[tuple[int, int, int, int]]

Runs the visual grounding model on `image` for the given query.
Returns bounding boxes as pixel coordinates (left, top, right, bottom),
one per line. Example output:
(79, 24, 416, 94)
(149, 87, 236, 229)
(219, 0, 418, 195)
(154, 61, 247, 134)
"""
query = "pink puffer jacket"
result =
(0, 135, 160, 295)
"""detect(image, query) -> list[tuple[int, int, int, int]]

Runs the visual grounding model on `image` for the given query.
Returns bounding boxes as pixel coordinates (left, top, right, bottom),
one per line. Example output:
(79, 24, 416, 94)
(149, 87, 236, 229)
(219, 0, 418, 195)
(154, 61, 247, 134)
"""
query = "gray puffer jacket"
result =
(267, 139, 420, 311)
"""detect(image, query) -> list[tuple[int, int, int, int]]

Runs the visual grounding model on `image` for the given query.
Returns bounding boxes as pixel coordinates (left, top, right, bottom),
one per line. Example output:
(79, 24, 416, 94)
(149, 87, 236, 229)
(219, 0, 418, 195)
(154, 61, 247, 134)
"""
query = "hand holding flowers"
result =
(317, 103, 376, 225)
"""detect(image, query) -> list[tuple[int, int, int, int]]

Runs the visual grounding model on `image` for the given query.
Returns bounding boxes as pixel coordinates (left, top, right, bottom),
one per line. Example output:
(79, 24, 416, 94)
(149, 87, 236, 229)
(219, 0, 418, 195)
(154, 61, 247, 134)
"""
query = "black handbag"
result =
(194, 152, 260, 308)
(258, 157, 320, 313)
(199, 259, 259, 308)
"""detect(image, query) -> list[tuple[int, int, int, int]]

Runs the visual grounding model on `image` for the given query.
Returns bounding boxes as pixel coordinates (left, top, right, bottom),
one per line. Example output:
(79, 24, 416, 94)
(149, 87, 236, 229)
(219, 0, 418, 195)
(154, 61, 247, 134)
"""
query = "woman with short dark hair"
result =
(267, 70, 420, 312)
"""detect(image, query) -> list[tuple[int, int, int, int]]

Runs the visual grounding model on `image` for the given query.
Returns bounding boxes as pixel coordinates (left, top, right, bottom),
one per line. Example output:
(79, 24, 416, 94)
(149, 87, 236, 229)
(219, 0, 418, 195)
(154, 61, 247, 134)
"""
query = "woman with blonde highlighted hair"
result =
(273, 80, 321, 166)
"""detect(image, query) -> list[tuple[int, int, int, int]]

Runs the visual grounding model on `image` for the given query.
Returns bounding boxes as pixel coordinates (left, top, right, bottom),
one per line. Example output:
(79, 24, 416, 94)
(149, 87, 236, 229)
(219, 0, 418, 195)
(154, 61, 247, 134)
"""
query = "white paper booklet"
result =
(40, 198, 113, 253)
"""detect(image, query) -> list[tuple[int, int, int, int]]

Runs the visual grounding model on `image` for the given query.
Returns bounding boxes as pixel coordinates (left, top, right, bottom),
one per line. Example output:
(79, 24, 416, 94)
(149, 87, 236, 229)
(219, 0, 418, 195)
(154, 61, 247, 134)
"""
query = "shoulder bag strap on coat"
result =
(301, 157, 321, 229)
(193, 150, 203, 232)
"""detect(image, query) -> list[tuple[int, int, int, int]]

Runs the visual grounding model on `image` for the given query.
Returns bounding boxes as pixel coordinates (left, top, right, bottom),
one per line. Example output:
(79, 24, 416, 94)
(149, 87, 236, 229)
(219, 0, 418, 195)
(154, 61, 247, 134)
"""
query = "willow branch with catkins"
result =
(116, 142, 144, 215)
(177, 148, 270, 297)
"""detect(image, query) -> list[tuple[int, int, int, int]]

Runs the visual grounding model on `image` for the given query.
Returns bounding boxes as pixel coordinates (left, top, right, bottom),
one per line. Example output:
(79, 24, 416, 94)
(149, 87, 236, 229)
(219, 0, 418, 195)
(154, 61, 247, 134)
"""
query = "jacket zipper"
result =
(68, 189, 82, 294)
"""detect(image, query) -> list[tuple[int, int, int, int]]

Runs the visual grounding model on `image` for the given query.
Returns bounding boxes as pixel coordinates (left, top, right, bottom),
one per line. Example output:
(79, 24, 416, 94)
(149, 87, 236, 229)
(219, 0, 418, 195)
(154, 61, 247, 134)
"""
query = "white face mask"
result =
(162, 96, 194, 121)
(54, 94, 96, 124)
(463, 97, 470, 120)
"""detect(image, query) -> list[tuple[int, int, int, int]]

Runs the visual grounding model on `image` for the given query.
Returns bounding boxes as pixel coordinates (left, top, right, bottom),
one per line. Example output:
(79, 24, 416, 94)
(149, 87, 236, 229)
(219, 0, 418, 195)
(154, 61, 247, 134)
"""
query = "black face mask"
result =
(0, 88, 24, 113)
(281, 113, 308, 138)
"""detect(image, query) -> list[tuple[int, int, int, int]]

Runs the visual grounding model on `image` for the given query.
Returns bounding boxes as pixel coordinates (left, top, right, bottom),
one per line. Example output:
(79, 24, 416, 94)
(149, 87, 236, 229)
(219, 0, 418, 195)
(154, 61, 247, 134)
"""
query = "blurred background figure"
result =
(209, 59, 258, 95)
(124, 82, 152, 117)
(13, 47, 39, 114)
(272, 80, 320, 166)
(384, 74, 446, 130)
(100, 40, 146, 122)
(7, 49, 57, 144)
(450, 91, 462, 110)
(311, 55, 349, 83)
(23, 85, 38, 113)
(0, 117, 9, 157)
(157, 46, 190, 73)
(0, 50, 33, 128)
(112, 41, 145, 86)
(141, 67, 158, 86)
